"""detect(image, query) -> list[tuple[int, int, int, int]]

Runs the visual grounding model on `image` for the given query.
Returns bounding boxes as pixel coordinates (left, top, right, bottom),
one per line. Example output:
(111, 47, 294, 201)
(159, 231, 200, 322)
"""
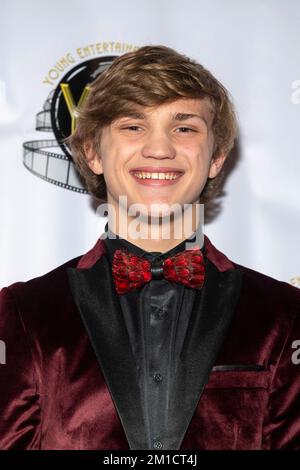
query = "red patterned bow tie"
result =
(112, 247, 205, 294)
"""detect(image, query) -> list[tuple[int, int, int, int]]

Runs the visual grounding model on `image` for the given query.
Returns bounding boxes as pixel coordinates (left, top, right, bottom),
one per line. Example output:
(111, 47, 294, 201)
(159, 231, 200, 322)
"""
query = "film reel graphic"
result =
(23, 56, 117, 193)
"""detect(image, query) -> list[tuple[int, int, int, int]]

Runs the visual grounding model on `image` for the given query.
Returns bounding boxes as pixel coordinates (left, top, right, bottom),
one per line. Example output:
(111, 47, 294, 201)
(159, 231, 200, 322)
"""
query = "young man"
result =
(0, 45, 300, 451)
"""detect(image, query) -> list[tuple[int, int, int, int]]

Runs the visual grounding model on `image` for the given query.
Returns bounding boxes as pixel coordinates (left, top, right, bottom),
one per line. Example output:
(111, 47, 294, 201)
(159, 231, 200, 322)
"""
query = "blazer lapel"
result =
(67, 255, 149, 450)
(165, 256, 243, 450)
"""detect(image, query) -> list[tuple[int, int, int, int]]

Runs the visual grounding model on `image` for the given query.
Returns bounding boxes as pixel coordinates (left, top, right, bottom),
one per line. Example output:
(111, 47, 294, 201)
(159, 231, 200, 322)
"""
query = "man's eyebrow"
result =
(118, 111, 211, 126)
(172, 112, 209, 127)
(116, 110, 213, 128)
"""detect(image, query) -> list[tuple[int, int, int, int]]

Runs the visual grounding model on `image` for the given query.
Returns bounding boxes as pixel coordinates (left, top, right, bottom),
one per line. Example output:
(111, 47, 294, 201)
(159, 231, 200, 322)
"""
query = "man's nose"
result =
(141, 129, 176, 159)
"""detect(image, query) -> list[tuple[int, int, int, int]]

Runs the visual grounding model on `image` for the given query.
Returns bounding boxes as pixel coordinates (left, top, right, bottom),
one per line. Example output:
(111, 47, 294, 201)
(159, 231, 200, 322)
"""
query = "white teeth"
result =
(132, 171, 181, 180)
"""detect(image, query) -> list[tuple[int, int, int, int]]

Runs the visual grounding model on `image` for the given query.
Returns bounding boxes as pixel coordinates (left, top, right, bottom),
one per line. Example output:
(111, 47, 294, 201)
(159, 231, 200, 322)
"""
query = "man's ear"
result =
(84, 141, 103, 175)
(208, 150, 227, 179)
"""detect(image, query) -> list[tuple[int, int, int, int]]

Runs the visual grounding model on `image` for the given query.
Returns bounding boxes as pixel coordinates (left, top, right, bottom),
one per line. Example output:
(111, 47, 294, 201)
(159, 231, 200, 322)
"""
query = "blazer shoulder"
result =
(1, 254, 83, 308)
(232, 260, 300, 316)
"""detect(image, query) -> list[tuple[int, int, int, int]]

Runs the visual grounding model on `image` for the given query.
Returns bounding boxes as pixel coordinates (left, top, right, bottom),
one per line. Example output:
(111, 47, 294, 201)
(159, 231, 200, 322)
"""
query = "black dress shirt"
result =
(102, 222, 204, 450)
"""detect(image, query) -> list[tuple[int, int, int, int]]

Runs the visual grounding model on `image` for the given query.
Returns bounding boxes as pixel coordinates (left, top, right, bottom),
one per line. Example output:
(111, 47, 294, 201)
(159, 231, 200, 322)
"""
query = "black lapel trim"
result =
(67, 256, 148, 450)
(164, 257, 243, 450)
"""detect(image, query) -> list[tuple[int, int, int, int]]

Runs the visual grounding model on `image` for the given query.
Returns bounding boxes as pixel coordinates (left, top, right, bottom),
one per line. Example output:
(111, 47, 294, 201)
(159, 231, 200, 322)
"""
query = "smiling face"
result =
(85, 97, 227, 222)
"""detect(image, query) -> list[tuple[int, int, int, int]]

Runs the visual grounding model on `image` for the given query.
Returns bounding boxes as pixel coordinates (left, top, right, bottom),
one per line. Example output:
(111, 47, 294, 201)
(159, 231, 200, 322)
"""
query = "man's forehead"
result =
(116, 97, 215, 120)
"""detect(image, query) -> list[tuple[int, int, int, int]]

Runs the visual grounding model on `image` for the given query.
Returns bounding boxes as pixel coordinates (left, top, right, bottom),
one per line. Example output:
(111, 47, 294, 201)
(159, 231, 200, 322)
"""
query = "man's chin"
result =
(130, 204, 184, 224)
(114, 193, 187, 221)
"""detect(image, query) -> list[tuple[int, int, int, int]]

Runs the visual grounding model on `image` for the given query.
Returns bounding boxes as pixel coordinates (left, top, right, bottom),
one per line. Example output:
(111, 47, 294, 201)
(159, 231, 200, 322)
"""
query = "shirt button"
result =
(153, 373, 163, 383)
(151, 305, 167, 319)
(153, 440, 163, 449)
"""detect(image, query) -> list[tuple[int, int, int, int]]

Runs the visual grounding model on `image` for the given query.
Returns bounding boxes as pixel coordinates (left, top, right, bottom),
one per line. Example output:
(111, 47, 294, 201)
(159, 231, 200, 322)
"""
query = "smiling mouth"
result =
(130, 170, 182, 180)
(129, 169, 185, 187)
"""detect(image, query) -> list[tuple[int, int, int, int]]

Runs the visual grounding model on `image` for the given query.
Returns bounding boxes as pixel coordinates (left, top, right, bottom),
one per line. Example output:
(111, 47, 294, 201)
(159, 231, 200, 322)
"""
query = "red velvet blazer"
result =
(0, 234, 300, 450)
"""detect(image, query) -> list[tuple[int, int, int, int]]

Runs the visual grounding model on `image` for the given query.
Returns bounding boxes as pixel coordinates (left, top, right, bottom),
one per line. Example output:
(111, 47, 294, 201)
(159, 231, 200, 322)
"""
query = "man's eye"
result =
(123, 126, 142, 131)
(176, 127, 196, 133)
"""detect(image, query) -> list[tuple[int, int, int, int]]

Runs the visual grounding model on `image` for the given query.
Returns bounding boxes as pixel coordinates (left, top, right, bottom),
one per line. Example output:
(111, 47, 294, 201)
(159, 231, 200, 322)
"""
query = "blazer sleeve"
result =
(263, 307, 300, 449)
(0, 286, 41, 449)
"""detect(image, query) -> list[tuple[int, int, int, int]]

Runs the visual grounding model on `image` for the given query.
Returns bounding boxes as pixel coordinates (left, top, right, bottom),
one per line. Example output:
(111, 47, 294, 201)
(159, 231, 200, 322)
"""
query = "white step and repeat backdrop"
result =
(0, 0, 299, 288)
